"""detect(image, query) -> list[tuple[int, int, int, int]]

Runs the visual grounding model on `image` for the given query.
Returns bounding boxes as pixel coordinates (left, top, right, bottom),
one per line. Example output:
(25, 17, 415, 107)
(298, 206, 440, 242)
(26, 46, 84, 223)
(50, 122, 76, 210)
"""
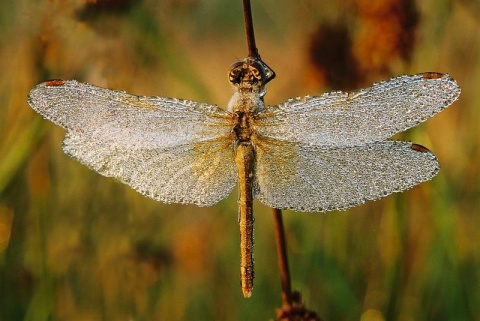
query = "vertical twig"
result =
(242, 0, 292, 309)
(243, 0, 259, 58)
(272, 208, 293, 309)
(240, 2, 321, 319)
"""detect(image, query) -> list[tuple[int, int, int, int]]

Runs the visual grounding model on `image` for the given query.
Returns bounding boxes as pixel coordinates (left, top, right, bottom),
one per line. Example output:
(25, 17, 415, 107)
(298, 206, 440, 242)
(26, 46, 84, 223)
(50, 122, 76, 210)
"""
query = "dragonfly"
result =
(28, 57, 460, 298)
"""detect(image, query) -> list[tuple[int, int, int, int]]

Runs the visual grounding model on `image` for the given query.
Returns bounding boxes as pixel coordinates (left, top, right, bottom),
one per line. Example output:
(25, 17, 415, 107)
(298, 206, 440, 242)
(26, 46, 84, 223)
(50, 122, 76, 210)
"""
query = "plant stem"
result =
(272, 208, 293, 309)
(242, 0, 259, 58)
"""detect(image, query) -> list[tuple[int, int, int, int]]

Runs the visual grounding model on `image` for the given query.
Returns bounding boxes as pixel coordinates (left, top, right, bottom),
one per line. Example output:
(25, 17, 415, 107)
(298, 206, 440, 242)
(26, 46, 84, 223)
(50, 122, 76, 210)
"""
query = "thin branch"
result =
(272, 208, 292, 309)
(243, 0, 259, 58)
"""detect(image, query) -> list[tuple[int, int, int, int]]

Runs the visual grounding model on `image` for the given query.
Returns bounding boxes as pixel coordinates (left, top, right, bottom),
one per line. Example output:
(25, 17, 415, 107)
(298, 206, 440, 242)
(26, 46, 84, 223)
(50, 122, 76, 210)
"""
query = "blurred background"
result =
(0, 0, 479, 320)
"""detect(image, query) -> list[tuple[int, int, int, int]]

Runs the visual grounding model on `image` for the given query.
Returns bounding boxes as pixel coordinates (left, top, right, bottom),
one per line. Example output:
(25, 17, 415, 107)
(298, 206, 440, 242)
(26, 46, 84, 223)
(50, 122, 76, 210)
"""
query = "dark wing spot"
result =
(411, 143, 431, 153)
(44, 79, 66, 87)
(422, 72, 443, 79)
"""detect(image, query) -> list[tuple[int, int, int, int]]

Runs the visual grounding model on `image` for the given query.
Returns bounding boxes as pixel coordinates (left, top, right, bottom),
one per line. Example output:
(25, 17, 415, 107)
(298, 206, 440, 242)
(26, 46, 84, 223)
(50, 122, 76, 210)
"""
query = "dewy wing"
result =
(27, 57, 460, 298)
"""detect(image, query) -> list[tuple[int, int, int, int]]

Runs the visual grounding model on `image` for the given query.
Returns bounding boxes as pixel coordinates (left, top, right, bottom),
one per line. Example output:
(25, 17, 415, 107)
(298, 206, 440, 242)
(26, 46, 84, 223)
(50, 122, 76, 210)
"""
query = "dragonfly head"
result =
(228, 58, 275, 95)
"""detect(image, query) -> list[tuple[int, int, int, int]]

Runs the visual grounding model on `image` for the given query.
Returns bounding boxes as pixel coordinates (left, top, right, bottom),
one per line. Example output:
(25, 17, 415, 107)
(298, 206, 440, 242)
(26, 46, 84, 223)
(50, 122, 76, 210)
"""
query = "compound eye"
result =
(228, 59, 268, 86)
(249, 61, 266, 83)
(228, 61, 245, 85)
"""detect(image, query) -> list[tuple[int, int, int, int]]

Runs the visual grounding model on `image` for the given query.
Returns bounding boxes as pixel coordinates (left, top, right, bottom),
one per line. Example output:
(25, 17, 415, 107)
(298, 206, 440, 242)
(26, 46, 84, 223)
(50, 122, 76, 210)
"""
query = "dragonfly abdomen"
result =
(235, 141, 256, 298)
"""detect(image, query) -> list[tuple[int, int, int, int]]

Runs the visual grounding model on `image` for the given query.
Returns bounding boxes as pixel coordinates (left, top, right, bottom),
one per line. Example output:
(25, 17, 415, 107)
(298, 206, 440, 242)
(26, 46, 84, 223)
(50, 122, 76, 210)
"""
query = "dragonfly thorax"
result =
(233, 111, 255, 142)
(227, 89, 264, 114)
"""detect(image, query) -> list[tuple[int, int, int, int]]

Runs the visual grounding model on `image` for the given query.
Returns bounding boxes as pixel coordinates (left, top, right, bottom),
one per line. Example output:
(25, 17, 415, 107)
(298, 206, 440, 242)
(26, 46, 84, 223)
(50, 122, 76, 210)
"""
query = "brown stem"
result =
(242, 0, 259, 58)
(272, 208, 293, 309)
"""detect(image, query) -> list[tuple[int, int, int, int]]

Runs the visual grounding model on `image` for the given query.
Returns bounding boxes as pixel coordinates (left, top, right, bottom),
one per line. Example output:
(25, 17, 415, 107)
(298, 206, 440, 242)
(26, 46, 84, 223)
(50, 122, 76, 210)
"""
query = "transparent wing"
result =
(255, 73, 460, 147)
(28, 80, 237, 205)
(63, 133, 236, 205)
(28, 80, 233, 148)
(253, 139, 439, 212)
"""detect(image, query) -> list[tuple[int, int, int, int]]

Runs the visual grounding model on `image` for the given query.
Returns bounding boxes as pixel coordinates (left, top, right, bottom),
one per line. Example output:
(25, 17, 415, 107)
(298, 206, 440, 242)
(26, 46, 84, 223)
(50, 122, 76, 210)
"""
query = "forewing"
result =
(254, 139, 439, 212)
(28, 80, 232, 148)
(28, 80, 237, 205)
(256, 73, 460, 147)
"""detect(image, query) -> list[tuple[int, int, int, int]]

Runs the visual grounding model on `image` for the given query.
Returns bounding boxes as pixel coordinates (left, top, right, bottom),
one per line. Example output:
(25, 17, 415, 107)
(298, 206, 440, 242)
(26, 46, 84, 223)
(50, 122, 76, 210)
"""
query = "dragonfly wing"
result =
(28, 80, 237, 206)
(253, 139, 439, 212)
(255, 73, 460, 147)
(28, 80, 233, 149)
(63, 133, 236, 205)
